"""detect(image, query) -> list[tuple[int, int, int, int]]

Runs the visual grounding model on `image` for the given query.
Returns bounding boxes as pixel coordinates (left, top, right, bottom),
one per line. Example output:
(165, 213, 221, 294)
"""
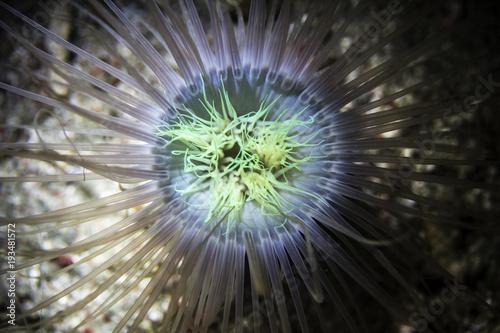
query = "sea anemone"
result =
(0, 0, 499, 332)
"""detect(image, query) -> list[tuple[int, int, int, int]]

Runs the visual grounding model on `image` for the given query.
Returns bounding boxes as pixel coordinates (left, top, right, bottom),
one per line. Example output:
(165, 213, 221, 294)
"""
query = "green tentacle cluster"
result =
(157, 82, 321, 226)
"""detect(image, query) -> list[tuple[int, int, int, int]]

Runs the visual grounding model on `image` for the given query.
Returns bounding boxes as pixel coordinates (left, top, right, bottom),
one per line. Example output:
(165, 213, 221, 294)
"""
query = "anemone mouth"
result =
(157, 75, 324, 229)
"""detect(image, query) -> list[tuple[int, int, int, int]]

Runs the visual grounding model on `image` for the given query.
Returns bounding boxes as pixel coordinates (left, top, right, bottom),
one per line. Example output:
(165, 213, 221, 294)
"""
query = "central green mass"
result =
(157, 83, 320, 226)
